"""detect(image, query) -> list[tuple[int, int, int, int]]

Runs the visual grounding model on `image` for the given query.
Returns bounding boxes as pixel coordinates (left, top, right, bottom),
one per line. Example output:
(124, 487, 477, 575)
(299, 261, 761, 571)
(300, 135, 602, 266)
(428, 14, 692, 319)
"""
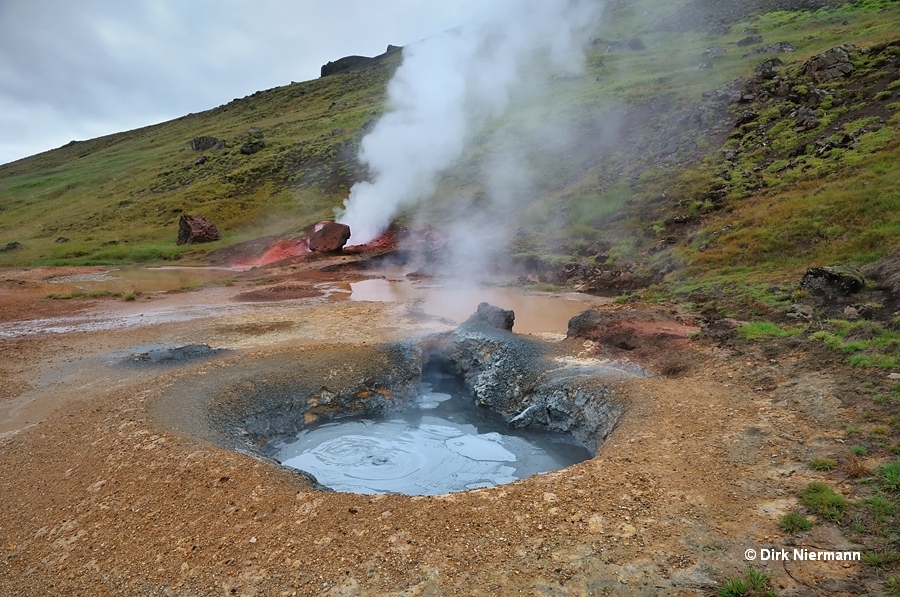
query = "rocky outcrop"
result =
(744, 41, 796, 57)
(0, 242, 22, 252)
(463, 302, 515, 332)
(177, 215, 221, 245)
(800, 265, 865, 296)
(863, 251, 900, 297)
(190, 136, 225, 152)
(308, 221, 351, 252)
(805, 47, 855, 83)
(320, 45, 403, 78)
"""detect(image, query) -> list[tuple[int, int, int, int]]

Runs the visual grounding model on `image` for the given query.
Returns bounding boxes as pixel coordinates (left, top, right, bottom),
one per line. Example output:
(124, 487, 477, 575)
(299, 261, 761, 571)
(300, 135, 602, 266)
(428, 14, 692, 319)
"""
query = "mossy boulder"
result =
(800, 265, 865, 296)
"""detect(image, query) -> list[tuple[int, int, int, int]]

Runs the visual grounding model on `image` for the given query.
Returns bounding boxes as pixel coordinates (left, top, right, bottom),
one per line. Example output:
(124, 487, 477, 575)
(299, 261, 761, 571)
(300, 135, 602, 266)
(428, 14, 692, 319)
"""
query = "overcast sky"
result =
(0, 0, 487, 166)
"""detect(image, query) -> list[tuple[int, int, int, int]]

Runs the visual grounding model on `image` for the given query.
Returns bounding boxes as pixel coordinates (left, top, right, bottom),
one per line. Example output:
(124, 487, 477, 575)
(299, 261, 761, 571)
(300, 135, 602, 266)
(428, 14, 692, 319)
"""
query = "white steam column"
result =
(335, 0, 603, 245)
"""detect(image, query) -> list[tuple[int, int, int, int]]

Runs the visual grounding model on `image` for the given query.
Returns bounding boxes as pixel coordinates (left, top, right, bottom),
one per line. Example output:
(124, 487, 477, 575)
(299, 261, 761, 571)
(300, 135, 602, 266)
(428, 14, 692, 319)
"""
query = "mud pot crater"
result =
(157, 306, 640, 494)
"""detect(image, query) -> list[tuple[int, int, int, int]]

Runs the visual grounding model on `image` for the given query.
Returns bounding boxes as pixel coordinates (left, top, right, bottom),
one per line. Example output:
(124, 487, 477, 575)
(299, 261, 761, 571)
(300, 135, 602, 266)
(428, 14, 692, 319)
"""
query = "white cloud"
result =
(0, 0, 485, 165)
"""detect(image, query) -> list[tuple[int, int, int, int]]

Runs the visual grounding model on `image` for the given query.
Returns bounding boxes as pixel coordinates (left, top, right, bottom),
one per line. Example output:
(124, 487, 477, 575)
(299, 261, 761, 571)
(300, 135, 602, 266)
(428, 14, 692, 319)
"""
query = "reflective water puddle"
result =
(323, 277, 607, 334)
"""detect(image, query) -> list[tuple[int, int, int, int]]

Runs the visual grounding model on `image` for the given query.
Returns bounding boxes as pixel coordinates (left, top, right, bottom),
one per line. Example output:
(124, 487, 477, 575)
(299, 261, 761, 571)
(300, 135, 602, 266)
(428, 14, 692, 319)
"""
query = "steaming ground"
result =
(336, 0, 603, 246)
(0, 261, 869, 595)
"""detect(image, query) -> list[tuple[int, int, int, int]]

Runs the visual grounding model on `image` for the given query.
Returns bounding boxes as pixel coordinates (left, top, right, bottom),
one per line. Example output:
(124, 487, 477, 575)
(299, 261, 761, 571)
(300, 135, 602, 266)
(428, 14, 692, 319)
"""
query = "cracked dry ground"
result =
(0, 267, 868, 596)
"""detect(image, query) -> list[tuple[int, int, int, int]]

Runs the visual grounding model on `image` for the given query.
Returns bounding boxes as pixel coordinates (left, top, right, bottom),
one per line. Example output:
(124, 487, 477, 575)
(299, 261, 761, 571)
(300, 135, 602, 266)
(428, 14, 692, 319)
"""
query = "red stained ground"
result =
(238, 237, 310, 268)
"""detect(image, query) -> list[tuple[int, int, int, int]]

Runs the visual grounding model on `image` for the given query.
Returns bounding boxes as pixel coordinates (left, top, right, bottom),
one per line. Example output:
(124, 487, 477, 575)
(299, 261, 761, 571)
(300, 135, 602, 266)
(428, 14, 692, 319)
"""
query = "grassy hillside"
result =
(1, 0, 899, 280)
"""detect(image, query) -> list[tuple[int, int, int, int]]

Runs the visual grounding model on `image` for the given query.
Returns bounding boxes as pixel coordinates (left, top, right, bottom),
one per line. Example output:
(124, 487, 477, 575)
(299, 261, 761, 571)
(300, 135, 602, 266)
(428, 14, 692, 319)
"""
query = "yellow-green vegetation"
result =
(809, 457, 837, 471)
(0, 53, 400, 266)
(1, 1, 899, 275)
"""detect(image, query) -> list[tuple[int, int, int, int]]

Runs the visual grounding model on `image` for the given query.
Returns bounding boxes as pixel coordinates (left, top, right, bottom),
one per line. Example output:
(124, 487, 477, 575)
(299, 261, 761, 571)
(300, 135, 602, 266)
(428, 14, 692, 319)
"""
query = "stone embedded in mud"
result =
(308, 221, 351, 253)
(463, 302, 515, 332)
(177, 214, 221, 245)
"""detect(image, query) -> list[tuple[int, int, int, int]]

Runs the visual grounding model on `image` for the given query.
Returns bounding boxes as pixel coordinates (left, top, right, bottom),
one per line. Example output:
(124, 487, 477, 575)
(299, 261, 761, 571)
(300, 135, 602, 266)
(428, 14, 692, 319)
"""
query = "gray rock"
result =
(463, 302, 515, 332)
(805, 47, 854, 83)
(786, 304, 814, 320)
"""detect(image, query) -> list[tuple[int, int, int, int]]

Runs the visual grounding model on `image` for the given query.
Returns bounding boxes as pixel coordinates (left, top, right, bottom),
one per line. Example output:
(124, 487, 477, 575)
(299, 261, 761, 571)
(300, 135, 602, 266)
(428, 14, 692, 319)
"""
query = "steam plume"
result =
(336, 0, 603, 244)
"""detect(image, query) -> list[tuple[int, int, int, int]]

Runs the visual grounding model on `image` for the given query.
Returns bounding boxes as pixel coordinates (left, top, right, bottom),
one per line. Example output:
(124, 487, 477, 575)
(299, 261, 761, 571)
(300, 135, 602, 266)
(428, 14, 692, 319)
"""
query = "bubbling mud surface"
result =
(273, 372, 591, 495)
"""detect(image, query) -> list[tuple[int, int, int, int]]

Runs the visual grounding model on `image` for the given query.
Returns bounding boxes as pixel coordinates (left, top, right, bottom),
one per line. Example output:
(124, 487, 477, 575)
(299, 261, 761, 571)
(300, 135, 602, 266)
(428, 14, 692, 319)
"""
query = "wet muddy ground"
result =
(0, 261, 871, 596)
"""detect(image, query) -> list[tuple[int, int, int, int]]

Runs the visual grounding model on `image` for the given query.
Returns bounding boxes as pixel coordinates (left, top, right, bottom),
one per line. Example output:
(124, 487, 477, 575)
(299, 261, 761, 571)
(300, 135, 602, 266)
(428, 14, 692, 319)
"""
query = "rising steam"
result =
(335, 0, 603, 244)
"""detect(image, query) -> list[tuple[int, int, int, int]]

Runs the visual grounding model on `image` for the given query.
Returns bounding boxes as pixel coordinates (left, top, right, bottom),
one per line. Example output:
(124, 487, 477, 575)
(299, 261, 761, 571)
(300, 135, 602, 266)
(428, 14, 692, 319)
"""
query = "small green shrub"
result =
(852, 445, 869, 456)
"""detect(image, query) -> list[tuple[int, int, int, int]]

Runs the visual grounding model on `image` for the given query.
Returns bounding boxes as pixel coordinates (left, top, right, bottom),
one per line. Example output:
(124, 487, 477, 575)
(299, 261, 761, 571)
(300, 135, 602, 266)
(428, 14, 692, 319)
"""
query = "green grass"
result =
(878, 461, 900, 492)
(737, 322, 802, 340)
(799, 482, 848, 522)
(811, 320, 900, 370)
(718, 567, 778, 597)
(779, 511, 814, 533)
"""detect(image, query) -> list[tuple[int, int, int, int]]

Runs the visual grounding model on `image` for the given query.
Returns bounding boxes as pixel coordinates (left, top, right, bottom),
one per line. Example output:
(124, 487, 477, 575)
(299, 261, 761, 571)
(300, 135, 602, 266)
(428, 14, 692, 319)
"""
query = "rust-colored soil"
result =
(0, 261, 872, 596)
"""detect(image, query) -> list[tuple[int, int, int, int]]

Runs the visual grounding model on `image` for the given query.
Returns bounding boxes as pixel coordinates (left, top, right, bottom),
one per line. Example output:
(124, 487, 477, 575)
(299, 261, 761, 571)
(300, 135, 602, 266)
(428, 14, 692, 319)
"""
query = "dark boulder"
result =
(701, 45, 726, 58)
(755, 57, 784, 79)
(737, 35, 764, 47)
(800, 265, 865, 296)
(240, 141, 265, 155)
(177, 215, 221, 246)
(627, 37, 646, 51)
(190, 136, 224, 152)
(805, 47, 854, 83)
(463, 302, 515, 332)
(0, 242, 22, 252)
(744, 41, 796, 57)
(308, 221, 351, 252)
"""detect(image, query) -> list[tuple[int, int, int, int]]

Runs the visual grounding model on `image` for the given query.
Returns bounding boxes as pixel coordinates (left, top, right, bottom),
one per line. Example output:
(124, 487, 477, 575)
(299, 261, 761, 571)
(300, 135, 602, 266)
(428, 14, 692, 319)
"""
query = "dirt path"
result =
(0, 265, 870, 596)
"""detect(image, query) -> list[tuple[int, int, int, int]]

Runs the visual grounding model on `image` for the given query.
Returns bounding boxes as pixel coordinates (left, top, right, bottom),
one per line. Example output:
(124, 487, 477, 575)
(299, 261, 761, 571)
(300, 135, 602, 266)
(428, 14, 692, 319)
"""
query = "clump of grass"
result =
(878, 460, 900, 492)
(737, 321, 802, 340)
(853, 445, 869, 456)
(809, 457, 837, 471)
(718, 567, 777, 597)
(863, 549, 900, 569)
(779, 511, 813, 533)
(811, 319, 900, 369)
(799, 482, 848, 522)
